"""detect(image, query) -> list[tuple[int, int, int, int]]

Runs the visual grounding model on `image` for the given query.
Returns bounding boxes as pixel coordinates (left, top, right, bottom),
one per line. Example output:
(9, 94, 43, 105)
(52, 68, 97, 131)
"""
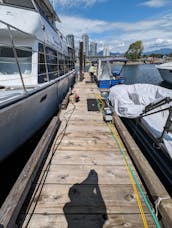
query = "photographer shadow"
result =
(63, 169, 108, 228)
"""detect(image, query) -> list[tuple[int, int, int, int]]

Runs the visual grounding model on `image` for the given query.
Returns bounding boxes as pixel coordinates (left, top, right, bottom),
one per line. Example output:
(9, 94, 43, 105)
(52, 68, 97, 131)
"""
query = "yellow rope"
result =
(108, 123, 149, 228)
(95, 94, 148, 228)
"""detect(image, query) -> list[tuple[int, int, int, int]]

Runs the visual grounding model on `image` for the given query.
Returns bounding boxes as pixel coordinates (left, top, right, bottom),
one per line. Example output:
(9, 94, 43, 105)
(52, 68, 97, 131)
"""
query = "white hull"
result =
(158, 68, 172, 84)
(0, 71, 75, 161)
(156, 62, 172, 84)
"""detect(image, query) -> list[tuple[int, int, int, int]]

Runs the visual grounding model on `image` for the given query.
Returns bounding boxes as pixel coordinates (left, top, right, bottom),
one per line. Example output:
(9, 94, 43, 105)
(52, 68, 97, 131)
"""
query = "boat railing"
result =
(139, 97, 172, 148)
(0, 20, 34, 92)
(0, 19, 75, 92)
(142, 97, 172, 114)
(158, 106, 172, 143)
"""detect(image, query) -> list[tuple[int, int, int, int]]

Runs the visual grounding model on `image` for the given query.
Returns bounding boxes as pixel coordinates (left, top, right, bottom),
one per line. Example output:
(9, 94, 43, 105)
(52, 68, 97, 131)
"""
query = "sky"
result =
(50, 0, 172, 53)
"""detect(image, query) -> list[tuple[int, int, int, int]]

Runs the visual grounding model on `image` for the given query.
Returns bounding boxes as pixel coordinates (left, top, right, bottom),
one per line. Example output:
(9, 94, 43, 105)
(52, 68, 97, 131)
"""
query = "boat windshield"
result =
(2, 0, 35, 9)
(0, 47, 32, 75)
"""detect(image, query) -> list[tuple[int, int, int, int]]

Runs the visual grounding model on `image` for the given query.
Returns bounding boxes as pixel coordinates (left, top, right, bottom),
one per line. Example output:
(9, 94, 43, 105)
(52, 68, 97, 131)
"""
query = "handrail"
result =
(7, 25, 27, 93)
(0, 19, 75, 88)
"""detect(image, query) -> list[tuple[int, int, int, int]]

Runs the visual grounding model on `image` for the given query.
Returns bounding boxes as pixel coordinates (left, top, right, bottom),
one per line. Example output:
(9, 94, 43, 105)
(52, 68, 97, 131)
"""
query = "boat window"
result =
(68, 47, 75, 70)
(46, 47, 59, 80)
(58, 53, 65, 76)
(64, 56, 70, 74)
(3, 0, 35, 9)
(35, 0, 55, 29)
(0, 46, 32, 75)
(38, 43, 47, 83)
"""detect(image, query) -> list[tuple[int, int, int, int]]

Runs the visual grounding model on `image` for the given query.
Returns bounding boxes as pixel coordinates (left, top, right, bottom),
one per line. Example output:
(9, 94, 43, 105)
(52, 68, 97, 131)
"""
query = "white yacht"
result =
(0, 0, 76, 161)
(156, 62, 172, 84)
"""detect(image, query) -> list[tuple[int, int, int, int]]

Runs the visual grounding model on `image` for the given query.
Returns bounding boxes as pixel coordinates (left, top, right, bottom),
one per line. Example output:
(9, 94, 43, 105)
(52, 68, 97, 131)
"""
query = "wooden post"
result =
(79, 41, 83, 81)
(83, 54, 86, 72)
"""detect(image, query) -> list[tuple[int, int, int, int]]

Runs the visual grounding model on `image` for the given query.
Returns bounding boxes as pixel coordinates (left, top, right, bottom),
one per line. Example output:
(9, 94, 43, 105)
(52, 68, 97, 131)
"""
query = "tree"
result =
(125, 40, 144, 60)
(168, 52, 172, 58)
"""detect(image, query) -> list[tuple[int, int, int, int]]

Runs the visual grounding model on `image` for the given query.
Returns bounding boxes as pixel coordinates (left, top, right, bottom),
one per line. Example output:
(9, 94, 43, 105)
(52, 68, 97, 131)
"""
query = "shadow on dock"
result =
(63, 169, 108, 228)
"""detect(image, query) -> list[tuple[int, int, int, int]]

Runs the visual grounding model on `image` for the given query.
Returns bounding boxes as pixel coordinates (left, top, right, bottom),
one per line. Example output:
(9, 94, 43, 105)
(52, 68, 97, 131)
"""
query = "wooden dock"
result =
(1, 73, 171, 227)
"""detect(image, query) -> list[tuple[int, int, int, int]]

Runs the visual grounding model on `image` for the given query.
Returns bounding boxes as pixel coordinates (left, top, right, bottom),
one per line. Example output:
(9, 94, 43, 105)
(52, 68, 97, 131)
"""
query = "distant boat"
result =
(97, 57, 127, 89)
(0, 0, 76, 161)
(109, 84, 172, 159)
(156, 62, 172, 84)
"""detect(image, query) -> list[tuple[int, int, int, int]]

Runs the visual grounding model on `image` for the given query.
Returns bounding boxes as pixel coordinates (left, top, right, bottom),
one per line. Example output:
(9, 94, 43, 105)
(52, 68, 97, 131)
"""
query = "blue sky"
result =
(51, 0, 172, 53)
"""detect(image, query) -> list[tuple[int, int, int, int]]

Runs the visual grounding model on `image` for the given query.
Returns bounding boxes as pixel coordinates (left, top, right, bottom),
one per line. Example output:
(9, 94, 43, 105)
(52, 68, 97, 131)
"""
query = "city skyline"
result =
(52, 0, 172, 53)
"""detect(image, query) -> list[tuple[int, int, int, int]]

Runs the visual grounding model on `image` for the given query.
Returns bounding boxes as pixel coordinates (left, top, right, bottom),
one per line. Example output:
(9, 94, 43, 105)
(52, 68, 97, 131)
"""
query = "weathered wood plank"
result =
(50, 150, 126, 166)
(62, 131, 113, 139)
(21, 214, 156, 228)
(40, 165, 140, 185)
(65, 125, 110, 133)
(22, 184, 148, 214)
(57, 139, 118, 151)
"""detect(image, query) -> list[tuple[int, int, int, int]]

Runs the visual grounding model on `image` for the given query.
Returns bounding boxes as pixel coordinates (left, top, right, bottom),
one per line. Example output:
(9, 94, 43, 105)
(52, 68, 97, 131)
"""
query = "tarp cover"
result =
(109, 84, 172, 158)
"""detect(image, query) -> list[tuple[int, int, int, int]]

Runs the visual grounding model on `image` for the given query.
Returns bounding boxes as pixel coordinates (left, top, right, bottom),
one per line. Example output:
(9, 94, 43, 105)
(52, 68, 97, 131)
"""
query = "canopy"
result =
(97, 57, 127, 81)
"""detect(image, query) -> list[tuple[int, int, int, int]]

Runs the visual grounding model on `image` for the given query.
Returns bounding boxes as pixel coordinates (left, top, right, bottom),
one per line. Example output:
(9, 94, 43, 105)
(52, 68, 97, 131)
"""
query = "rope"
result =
(108, 122, 149, 228)
(155, 196, 171, 217)
(96, 95, 161, 228)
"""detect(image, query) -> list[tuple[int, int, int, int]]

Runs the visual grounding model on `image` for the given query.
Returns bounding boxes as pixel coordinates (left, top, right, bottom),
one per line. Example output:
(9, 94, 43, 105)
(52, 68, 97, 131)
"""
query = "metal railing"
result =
(0, 19, 75, 92)
(139, 97, 172, 149)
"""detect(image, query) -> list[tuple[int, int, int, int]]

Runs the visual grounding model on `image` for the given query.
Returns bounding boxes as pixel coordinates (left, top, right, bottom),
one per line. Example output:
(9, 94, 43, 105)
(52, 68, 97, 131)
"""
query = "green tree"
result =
(168, 52, 172, 58)
(125, 40, 144, 60)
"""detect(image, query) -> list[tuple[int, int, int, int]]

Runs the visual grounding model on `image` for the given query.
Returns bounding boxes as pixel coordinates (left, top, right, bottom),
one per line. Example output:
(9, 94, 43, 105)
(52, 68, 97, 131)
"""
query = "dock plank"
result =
(40, 165, 140, 185)
(50, 150, 125, 165)
(21, 214, 156, 228)
(22, 184, 148, 215)
(19, 73, 158, 227)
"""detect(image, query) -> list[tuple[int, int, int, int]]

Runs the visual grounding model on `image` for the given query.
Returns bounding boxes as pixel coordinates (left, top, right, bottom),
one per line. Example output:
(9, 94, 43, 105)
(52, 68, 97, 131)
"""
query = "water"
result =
(86, 62, 172, 89)
(0, 123, 48, 206)
(118, 63, 172, 89)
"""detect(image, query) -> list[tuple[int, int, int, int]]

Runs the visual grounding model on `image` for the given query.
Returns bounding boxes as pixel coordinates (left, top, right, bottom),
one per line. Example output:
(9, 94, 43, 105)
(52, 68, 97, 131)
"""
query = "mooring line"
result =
(96, 95, 161, 228)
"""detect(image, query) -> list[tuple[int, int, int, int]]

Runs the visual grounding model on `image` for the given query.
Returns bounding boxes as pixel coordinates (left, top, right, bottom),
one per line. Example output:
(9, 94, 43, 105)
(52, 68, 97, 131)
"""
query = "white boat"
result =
(156, 62, 172, 84)
(109, 84, 172, 159)
(97, 57, 127, 88)
(0, 0, 76, 161)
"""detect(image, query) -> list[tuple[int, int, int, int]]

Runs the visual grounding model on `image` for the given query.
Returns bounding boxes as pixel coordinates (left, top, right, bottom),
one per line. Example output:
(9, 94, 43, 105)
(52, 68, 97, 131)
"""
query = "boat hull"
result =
(157, 68, 172, 84)
(0, 72, 75, 161)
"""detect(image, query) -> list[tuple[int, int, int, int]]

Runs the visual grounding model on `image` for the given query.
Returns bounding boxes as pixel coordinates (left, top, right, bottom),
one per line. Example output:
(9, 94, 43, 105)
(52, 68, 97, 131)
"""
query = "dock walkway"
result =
(20, 73, 156, 227)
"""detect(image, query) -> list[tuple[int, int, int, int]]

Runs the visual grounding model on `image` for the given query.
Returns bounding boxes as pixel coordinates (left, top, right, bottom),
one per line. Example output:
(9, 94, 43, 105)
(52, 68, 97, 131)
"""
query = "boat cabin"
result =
(0, 0, 75, 88)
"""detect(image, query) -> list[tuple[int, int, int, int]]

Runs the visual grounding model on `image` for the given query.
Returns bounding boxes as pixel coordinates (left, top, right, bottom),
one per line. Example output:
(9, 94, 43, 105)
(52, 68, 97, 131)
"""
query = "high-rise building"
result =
(103, 45, 110, 56)
(82, 33, 89, 56)
(90, 42, 97, 56)
(66, 34, 75, 49)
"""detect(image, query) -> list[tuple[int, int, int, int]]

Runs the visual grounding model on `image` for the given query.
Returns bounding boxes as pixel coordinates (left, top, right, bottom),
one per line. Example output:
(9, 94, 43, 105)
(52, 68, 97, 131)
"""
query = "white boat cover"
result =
(109, 84, 172, 158)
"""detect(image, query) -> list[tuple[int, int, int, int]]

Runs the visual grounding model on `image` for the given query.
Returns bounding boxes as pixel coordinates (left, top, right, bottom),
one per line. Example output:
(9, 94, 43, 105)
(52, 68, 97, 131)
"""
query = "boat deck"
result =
(16, 73, 159, 227)
(0, 88, 24, 103)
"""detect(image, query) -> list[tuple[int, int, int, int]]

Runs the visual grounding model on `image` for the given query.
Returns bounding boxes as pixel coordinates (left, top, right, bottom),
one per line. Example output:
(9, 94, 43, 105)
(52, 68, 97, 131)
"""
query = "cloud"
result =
(141, 0, 169, 8)
(57, 12, 172, 52)
(51, 0, 107, 8)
